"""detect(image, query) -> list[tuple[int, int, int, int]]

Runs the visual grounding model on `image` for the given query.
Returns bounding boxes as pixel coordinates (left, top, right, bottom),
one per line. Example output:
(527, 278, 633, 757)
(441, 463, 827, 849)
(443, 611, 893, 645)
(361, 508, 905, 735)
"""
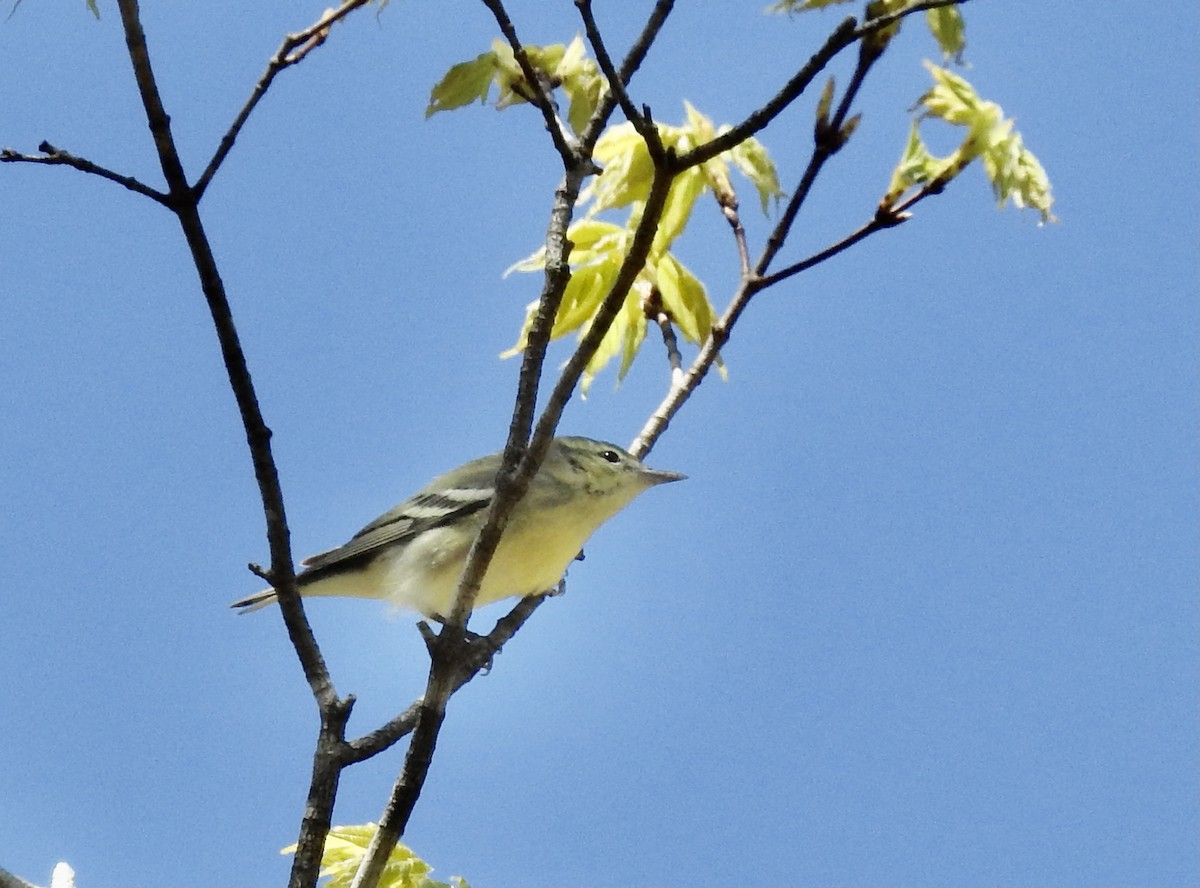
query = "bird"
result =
(231, 436, 685, 619)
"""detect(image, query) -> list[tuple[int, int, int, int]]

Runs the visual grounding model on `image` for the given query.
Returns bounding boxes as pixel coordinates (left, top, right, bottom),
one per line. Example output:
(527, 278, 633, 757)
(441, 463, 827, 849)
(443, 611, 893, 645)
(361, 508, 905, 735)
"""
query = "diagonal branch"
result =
(480, 0, 578, 165)
(757, 178, 946, 290)
(755, 35, 876, 275)
(672, 16, 857, 172)
(673, 0, 972, 173)
(576, 0, 666, 159)
(0, 141, 170, 204)
(194, 0, 373, 200)
(342, 595, 548, 764)
(579, 0, 675, 152)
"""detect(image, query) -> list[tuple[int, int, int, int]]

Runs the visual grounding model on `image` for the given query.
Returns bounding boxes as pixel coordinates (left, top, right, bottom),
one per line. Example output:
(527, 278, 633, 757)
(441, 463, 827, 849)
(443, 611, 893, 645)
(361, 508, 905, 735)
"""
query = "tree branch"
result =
(0, 141, 170, 204)
(576, 0, 666, 158)
(479, 0, 578, 165)
(755, 35, 876, 275)
(579, 0, 675, 151)
(194, 0, 373, 200)
(673, 0, 972, 173)
(757, 180, 944, 290)
(672, 16, 857, 172)
(112, 4, 348, 887)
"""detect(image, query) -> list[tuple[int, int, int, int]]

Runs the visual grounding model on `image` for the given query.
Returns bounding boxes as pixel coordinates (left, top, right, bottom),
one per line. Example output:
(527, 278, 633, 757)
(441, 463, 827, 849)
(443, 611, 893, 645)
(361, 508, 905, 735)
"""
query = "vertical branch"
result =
(113, 3, 353, 887)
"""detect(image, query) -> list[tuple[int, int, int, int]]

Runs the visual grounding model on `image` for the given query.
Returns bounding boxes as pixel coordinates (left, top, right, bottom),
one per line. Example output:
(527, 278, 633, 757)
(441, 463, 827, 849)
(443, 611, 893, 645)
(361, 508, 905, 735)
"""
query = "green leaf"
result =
(588, 123, 656, 211)
(556, 35, 606, 133)
(506, 101, 780, 386)
(654, 254, 714, 348)
(728, 134, 784, 213)
(926, 6, 966, 62)
(886, 63, 1055, 222)
(425, 51, 497, 118)
(882, 120, 940, 206)
(654, 167, 707, 252)
(980, 126, 1057, 223)
(282, 823, 467, 888)
(426, 36, 604, 133)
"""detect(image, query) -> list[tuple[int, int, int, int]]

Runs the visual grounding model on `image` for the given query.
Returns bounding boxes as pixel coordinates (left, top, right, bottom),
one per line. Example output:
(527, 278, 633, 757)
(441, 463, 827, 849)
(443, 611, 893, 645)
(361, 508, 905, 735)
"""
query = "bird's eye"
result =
(600, 449, 621, 463)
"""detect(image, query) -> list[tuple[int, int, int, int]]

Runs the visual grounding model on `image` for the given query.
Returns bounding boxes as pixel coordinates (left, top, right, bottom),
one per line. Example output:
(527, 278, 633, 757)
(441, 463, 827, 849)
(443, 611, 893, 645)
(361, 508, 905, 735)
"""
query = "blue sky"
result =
(1, 2, 1196, 887)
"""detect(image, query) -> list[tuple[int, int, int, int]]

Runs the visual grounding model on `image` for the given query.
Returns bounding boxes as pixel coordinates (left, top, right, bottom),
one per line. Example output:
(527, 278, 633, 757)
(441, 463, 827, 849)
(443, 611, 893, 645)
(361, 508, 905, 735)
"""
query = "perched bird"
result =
(232, 436, 685, 619)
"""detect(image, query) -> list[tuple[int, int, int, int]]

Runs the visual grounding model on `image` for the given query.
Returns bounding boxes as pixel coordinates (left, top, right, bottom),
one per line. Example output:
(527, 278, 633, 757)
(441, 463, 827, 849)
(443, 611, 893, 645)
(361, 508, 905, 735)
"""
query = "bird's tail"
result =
(230, 588, 278, 614)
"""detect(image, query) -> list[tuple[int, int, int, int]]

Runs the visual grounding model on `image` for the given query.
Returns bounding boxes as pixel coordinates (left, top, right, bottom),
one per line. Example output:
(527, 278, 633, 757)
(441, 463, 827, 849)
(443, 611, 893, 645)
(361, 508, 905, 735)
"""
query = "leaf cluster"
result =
(426, 35, 604, 135)
(503, 102, 783, 392)
(884, 62, 1055, 222)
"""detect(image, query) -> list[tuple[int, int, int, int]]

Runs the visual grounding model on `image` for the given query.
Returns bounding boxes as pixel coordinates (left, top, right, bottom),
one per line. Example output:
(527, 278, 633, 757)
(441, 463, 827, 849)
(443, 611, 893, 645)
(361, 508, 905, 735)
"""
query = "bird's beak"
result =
(641, 468, 687, 486)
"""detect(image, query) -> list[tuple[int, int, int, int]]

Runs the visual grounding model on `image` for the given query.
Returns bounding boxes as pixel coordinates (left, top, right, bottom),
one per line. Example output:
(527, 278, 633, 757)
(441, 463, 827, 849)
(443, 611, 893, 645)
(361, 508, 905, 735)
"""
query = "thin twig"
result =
(0, 141, 170, 204)
(194, 0, 372, 200)
(576, 0, 666, 158)
(579, 0, 675, 152)
(480, 0, 577, 164)
(757, 181, 942, 289)
(645, 289, 685, 381)
(674, 0, 972, 173)
(530, 163, 676, 451)
(631, 154, 953, 459)
(673, 16, 857, 172)
(756, 41, 875, 276)
(342, 595, 547, 764)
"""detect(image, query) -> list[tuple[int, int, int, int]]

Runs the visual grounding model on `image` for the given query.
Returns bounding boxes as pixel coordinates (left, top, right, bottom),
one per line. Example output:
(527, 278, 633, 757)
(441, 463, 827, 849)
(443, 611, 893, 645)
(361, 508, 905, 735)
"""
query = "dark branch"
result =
(758, 180, 947, 290)
(672, 16, 857, 172)
(579, 0, 675, 151)
(756, 39, 875, 275)
(576, 0, 666, 159)
(480, 0, 578, 165)
(673, 0, 972, 173)
(113, 4, 347, 887)
(1, 141, 170, 205)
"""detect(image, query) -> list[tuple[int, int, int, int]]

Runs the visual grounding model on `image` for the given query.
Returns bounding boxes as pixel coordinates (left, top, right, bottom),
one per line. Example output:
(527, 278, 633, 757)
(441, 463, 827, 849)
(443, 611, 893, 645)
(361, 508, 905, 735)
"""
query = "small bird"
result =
(232, 436, 685, 619)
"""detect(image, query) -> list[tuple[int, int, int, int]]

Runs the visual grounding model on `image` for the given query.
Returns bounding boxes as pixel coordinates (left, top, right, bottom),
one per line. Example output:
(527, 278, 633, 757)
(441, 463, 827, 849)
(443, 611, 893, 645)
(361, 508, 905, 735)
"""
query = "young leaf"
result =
(426, 51, 498, 118)
(282, 824, 467, 888)
(926, 6, 966, 62)
(728, 134, 785, 213)
(885, 63, 1055, 222)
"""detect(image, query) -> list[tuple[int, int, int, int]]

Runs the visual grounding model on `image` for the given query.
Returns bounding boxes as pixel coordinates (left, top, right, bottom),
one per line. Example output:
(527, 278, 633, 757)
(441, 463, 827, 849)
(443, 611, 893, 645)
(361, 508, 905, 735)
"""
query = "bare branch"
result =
(758, 180, 950, 290)
(1, 141, 170, 204)
(194, 0, 372, 200)
(113, 4, 349, 886)
(531, 162, 676, 452)
(673, 16, 858, 172)
(576, 0, 666, 159)
(756, 43, 875, 275)
(579, 0, 675, 151)
(342, 596, 546, 763)
(645, 288, 685, 382)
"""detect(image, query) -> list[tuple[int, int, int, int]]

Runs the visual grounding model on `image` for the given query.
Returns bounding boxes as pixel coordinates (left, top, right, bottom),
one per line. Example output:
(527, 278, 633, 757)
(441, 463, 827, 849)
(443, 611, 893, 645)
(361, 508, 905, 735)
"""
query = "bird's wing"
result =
(299, 485, 493, 574)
